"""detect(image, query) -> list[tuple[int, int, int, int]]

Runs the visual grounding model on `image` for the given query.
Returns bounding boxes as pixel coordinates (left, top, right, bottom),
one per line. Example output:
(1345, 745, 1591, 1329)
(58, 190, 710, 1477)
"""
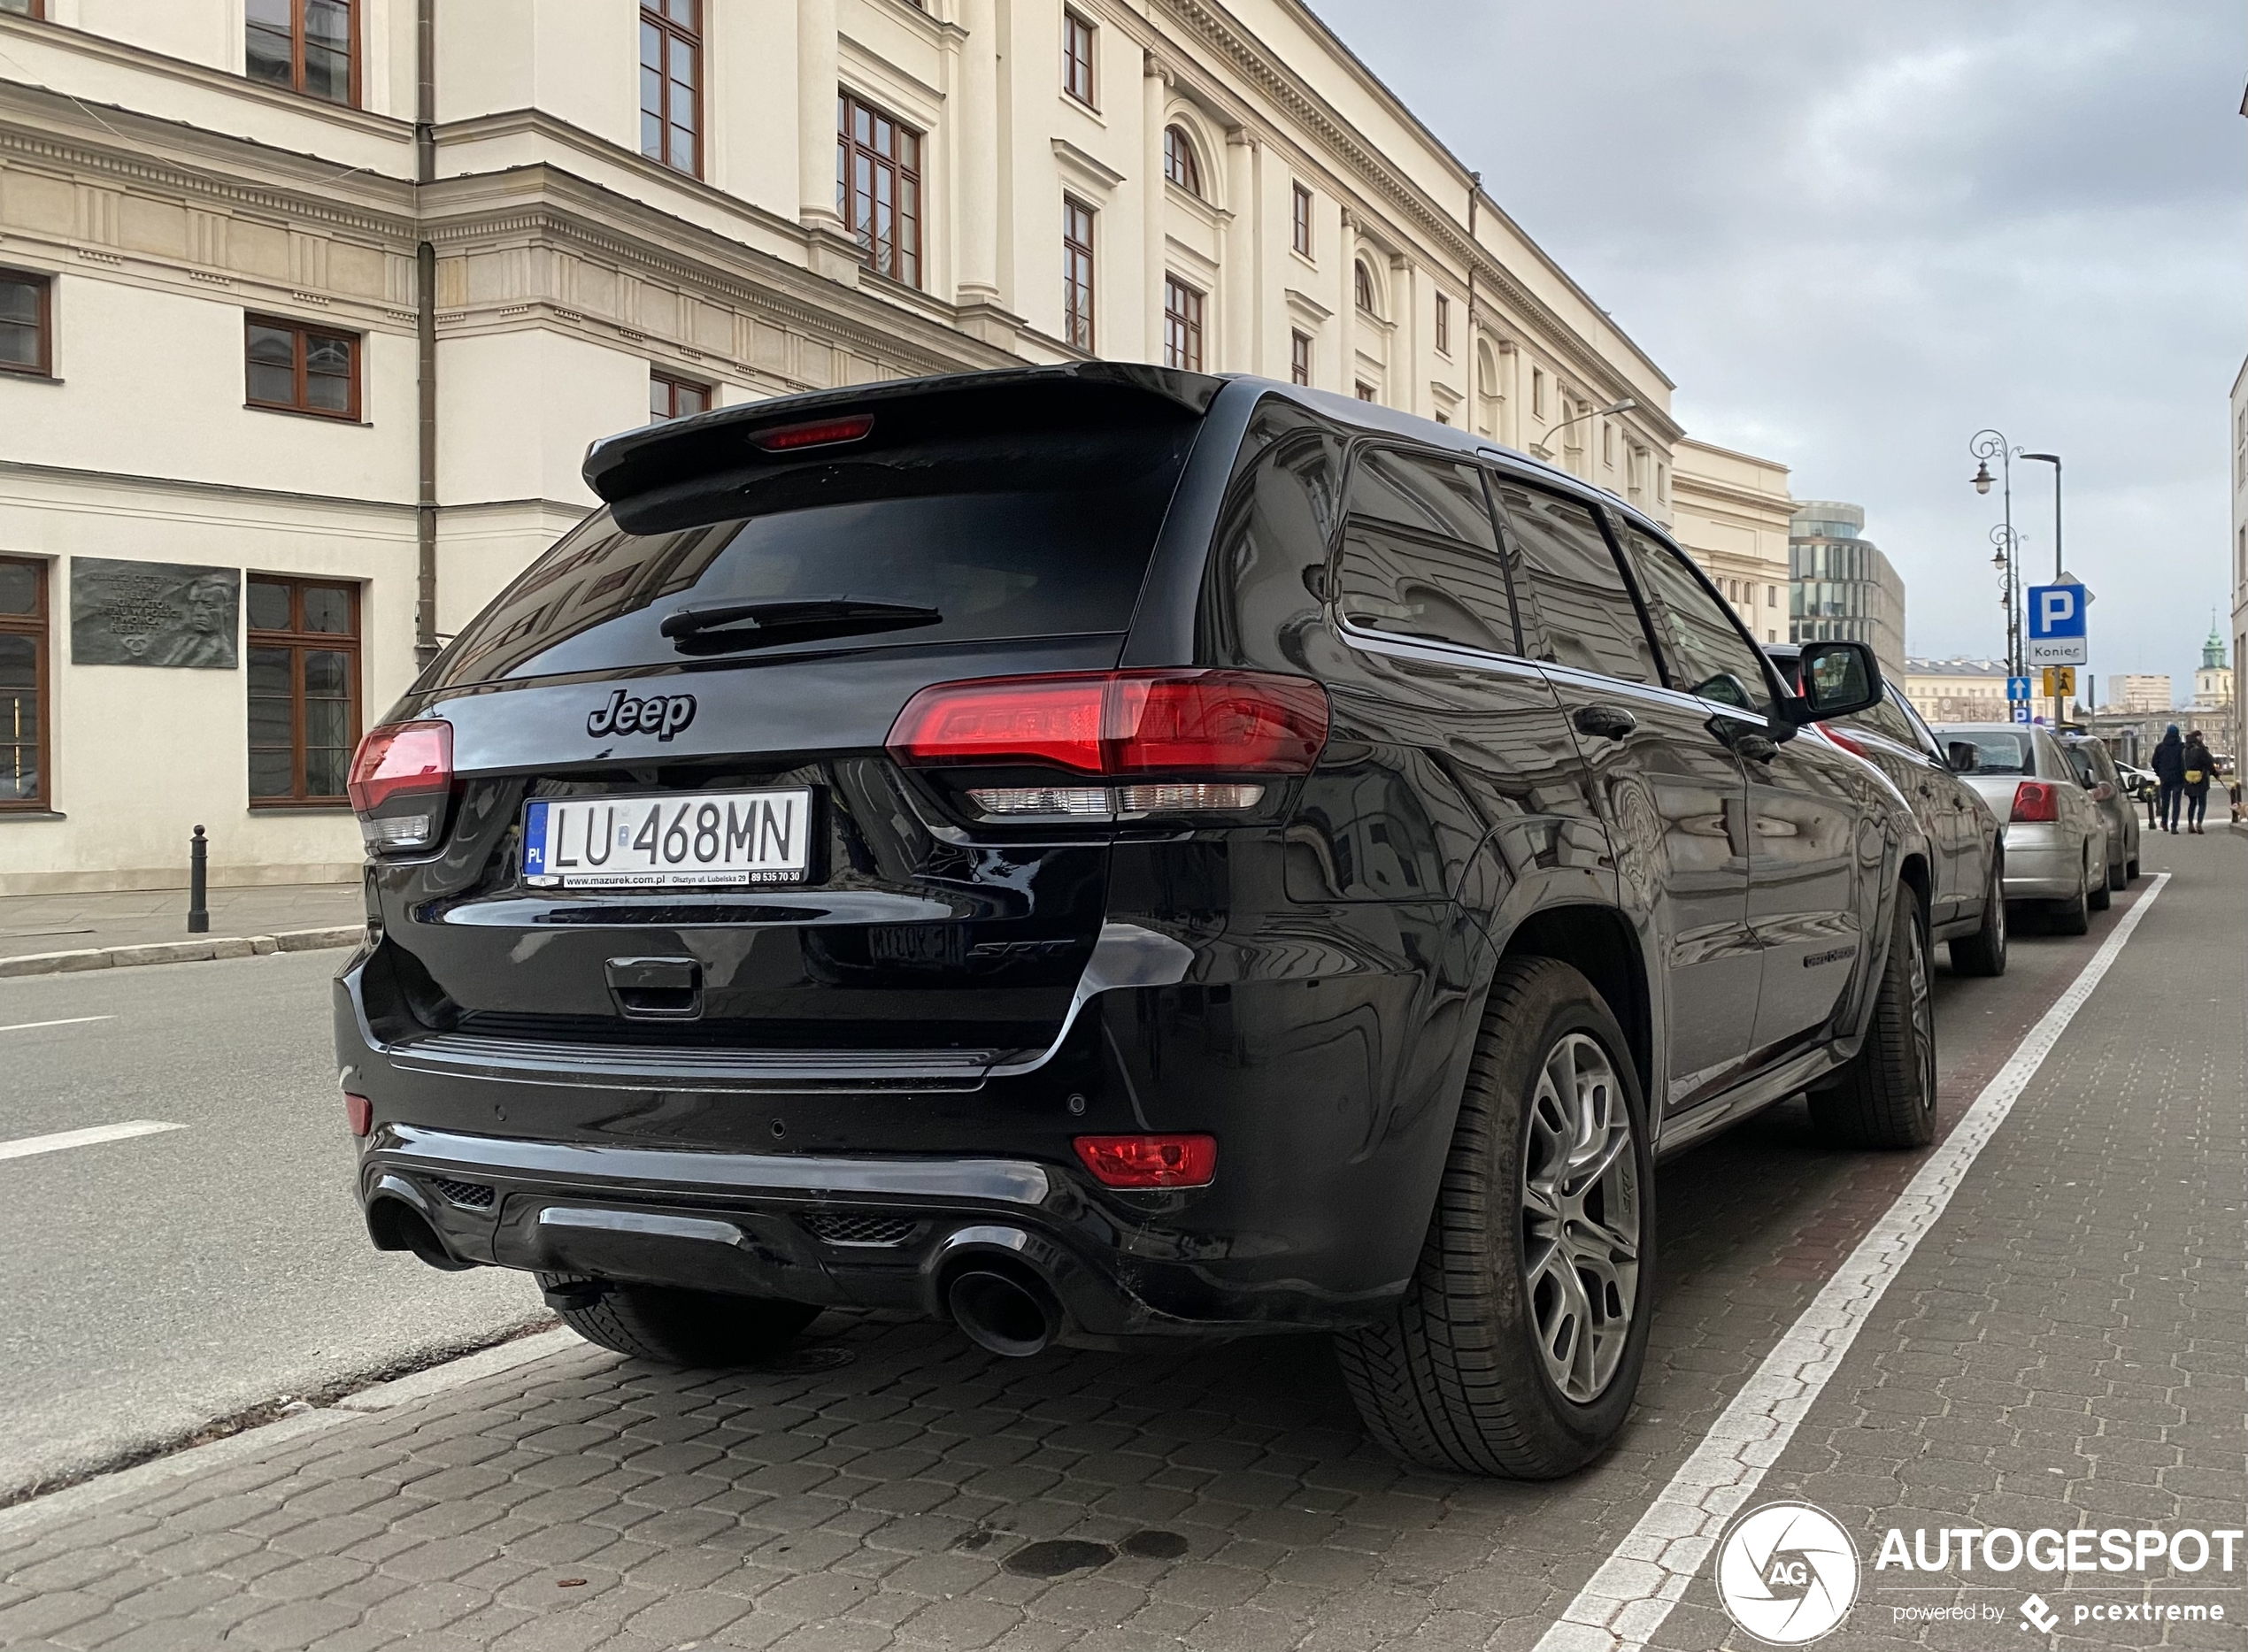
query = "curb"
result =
(0, 925, 365, 980)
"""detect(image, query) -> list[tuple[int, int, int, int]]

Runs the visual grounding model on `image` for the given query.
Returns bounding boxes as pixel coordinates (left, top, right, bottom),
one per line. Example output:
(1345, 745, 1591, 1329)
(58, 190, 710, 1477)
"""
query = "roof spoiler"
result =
(582, 362, 1223, 513)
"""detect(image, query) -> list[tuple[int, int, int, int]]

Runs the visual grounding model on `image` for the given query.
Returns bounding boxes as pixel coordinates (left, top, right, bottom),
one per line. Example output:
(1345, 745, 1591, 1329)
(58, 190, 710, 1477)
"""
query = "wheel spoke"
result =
(1518, 1030, 1639, 1404)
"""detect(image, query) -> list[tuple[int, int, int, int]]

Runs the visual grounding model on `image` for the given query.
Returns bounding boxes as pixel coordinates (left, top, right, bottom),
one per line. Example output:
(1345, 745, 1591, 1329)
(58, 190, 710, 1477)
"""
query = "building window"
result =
(247, 0, 356, 105)
(1163, 126, 1201, 196)
(1767, 584, 1778, 607)
(638, 0, 702, 177)
(1353, 260, 1375, 315)
(1531, 366, 1545, 418)
(1, 1, 44, 19)
(1434, 291, 1451, 356)
(0, 268, 50, 378)
(650, 370, 710, 423)
(837, 93, 922, 287)
(1354, 381, 1376, 403)
(1062, 196, 1096, 351)
(0, 557, 47, 811)
(1290, 330, 1311, 386)
(1162, 276, 1204, 373)
(1062, 11, 1096, 106)
(1291, 183, 1313, 257)
(247, 576, 359, 806)
(245, 316, 359, 420)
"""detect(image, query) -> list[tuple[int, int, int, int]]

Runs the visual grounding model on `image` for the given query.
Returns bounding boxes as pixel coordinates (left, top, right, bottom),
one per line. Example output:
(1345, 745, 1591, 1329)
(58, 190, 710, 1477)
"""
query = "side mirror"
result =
(1786, 640, 1882, 724)
(1945, 741, 1981, 773)
(2089, 780, 2114, 803)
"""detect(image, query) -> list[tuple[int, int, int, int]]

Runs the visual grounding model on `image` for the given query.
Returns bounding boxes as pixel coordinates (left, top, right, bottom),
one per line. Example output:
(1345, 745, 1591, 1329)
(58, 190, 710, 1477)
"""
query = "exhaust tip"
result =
(947, 1267, 1060, 1358)
(368, 1195, 477, 1272)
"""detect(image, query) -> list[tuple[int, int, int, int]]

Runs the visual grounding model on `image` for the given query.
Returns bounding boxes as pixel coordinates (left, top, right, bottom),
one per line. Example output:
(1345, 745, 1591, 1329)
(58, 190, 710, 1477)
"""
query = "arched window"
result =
(1162, 125, 1201, 196)
(1353, 259, 1376, 315)
(1477, 341, 1498, 398)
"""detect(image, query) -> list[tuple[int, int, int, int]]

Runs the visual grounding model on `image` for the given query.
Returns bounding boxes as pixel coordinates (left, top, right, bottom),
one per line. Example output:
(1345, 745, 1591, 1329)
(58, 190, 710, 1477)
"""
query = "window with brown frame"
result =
(1290, 330, 1311, 386)
(1, 1, 46, 20)
(836, 93, 922, 287)
(1062, 11, 1096, 106)
(246, 0, 356, 106)
(0, 557, 48, 812)
(1353, 261, 1376, 316)
(1062, 196, 1096, 351)
(1354, 381, 1376, 403)
(1291, 183, 1313, 257)
(650, 370, 711, 423)
(247, 576, 359, 805)
(1435, 291, 1451, 356)
(246, 316, 359, 419)
(639, 0, 701, 178)
(0, 268, 50, 379)
(1163, 126, 1201, 196)
(1162, 277, 1204, 373)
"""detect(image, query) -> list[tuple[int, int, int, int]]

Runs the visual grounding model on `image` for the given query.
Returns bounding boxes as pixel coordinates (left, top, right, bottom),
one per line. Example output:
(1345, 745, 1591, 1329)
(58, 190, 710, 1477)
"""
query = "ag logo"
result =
(586, 688, 696, 742)
(1715, 1502, 1860, 1644)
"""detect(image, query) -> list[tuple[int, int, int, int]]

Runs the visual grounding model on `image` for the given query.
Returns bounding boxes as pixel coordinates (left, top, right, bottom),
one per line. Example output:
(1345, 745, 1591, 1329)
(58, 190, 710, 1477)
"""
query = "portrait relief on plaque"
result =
(70, 558, 242, 669)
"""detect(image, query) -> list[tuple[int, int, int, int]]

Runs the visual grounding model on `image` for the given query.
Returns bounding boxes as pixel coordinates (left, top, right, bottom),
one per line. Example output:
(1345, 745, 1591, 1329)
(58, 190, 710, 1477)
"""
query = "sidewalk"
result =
(0, 884, 364, 965)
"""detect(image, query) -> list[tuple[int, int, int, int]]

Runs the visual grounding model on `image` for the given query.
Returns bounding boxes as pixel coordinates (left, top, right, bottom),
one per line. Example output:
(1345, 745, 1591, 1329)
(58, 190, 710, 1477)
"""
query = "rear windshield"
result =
(431, 423, 1197, 688)
(1944, 729, 2034, 774)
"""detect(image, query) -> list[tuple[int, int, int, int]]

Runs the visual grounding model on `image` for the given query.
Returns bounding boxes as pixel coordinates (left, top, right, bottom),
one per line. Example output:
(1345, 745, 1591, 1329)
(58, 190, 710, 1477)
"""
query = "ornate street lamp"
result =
(1969, 430, 2021, 680)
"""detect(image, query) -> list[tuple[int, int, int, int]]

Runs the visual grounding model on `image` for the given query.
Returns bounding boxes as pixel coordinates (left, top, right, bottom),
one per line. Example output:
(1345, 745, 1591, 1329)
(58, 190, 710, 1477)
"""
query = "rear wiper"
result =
(658, 598, 941, 654)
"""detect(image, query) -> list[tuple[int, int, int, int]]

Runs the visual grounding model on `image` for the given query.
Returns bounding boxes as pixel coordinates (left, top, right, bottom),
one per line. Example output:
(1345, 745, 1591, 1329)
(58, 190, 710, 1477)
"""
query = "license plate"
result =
(522, 790, 812, 889)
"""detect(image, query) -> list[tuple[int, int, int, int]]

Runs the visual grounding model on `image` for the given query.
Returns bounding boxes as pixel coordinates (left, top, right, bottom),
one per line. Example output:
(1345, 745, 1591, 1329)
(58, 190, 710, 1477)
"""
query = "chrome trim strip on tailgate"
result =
(384, 1033, 1008, 1091)
(378, 1124, 1054, 1206)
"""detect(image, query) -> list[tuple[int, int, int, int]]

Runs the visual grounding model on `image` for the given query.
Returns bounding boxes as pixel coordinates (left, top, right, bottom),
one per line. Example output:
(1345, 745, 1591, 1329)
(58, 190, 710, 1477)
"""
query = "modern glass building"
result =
(1790, 501, 1906, 679)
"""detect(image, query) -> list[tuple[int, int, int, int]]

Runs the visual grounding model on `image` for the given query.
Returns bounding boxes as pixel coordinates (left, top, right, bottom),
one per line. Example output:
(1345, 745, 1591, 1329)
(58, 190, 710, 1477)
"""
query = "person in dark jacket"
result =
(2151, 725, 2186, 833)
(2181, 730, 2215, 834)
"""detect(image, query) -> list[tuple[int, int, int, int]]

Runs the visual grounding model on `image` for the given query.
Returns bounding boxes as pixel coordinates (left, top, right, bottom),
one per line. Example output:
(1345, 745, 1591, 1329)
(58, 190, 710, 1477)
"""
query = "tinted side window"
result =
(1494, 480, 1659, 683)
(1200, 399, 1344, 669)
(1610, 522, 1776, 717)
(1335, 448, 1516, 657)
(1844, 688, 1921, 749)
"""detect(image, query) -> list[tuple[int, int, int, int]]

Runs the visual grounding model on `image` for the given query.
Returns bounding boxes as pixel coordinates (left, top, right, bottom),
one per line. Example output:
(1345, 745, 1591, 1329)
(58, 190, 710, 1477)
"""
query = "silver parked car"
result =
(2057, 733, 2141, 890)
(1933, 725, 2111, 934)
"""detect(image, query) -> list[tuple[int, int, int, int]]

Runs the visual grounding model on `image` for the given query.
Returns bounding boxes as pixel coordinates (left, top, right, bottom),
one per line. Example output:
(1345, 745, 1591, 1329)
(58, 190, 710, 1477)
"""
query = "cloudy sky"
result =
(1310, 0, 2243, 695)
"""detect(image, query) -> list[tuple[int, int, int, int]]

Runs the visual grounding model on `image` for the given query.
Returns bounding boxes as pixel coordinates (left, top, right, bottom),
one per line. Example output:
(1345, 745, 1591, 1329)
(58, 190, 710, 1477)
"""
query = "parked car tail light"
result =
(2010, 780, 2062, 823)
(1815, 722, 1867, 758)
(347, 719, 453, 851)
(1072, 1133, 1218, 1188)
(750, 414, 874, 451)
(890, 671, 1328, 822)
(343, 1093, 373, 1138)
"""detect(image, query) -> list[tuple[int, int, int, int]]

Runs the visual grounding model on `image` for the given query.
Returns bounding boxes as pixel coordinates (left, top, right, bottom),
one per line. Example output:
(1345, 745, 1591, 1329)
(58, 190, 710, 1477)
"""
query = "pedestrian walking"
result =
(2150, 724, 2186, 833)
(2180, 729, 2214, 834)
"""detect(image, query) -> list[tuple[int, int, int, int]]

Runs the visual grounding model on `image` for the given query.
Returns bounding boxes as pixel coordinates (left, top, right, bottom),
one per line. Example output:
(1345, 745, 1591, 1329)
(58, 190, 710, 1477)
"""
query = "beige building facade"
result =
(0, 0, 1683, 895)
(1902, 657, 2014, 726)
(1668, 438, 1791, 647)
(2106, 674, 2175, 715)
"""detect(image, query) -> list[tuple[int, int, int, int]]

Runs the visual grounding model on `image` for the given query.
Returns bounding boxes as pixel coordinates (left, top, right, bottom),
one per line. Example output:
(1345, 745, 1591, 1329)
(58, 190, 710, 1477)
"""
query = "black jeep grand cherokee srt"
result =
(337, 364, 1934, 1478)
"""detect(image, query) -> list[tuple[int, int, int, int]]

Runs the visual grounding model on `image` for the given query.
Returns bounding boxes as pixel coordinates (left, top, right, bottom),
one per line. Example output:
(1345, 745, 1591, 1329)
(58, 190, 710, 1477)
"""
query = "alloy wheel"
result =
(1520, 1033, 1641, 1403)
(1905, 910, 1936, 1117)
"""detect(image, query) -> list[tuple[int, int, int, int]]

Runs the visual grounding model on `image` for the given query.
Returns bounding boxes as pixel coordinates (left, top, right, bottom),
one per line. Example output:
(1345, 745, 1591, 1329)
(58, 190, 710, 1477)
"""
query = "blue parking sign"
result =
(2005, 676, 2031, 701)
(2011, 704, 2033, 724)
(2026, 582, 2090, 667)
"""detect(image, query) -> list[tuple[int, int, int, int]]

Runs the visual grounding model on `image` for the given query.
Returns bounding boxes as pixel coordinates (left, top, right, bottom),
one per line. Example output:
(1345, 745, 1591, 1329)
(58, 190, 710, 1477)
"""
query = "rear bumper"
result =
(1999, 826, 2087, 898)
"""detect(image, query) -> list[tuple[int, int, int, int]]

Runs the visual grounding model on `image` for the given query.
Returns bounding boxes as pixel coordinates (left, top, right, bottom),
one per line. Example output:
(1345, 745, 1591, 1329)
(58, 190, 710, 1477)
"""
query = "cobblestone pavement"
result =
(0, 885, 363, 959)
(0, 836, 2236, 1652)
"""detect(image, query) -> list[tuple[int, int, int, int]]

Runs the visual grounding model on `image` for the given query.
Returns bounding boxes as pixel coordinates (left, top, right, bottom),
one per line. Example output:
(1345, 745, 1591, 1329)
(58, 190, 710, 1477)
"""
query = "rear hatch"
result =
(352, 367, 1222, 1067)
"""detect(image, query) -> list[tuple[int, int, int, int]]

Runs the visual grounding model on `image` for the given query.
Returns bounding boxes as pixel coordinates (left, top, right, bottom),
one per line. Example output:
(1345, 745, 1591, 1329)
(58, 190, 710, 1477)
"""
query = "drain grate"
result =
(801, 1212, 918, 1248)
(430, 1177, 496, 1209)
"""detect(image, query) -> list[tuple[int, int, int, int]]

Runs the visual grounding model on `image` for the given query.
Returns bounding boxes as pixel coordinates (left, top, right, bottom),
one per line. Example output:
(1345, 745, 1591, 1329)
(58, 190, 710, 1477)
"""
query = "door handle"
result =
(1573, 703, 1636, 741)
(1732, 734, 1781, 764)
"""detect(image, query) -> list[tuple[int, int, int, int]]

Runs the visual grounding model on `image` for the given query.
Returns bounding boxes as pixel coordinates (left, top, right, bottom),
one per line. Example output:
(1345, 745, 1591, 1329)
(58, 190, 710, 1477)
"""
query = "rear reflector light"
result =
(967, 786, 1113, 818)
(2010, 780, 2061, 823)
(889, 671, 1328, 777)
(348, 719, 452, 851)
(344, 1093, 372, 1138)
(751, 414, 874, 451)
(966, 782, 1266, 821)
(1072, 1133, 1218, 1188)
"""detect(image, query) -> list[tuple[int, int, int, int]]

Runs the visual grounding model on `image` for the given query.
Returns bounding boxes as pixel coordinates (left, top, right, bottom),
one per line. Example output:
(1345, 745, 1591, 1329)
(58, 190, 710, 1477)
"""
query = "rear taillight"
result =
(2010, 780, 2061, 823)
(751, 414, 874, 451)
(1815, 722, 1867, 758)
(888, 671, 1327, 822)
(343, 1093, 373, 1138)
(1073, 1133, 1218, 1188)
(347, 719, 453, 851)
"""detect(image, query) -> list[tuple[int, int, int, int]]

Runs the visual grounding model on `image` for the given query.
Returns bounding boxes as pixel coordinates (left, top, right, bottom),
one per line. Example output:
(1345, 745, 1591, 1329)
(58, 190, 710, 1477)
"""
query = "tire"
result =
(2048, 854, 2090, 936)
(2089, 855, 2113, 911)
(2126, 854, 2140, 882)
(1947, 855, 2006, 977)
(536, 1275, 820, 1366)
(1334, 958, 1653, 1479)
(2106, 854, 2128, 893)
(1810, 893, 1937, 1149)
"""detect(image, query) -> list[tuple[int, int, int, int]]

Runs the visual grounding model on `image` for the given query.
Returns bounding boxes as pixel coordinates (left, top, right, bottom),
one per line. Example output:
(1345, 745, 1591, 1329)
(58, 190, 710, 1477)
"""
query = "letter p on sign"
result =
(2040, 588, 2075, 631)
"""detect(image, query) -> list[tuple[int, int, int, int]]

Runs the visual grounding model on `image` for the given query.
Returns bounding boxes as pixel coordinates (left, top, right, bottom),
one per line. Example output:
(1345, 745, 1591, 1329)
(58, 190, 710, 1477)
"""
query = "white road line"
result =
(0, 1120, 186, 1163)
(1535, 873, 2172, 1652)
(0, 1015, 115, 1034)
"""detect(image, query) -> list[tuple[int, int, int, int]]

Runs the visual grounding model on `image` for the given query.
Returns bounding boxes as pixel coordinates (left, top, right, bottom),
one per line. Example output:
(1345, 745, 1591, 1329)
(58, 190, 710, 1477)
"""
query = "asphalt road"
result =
(0, 949, 549, 1501)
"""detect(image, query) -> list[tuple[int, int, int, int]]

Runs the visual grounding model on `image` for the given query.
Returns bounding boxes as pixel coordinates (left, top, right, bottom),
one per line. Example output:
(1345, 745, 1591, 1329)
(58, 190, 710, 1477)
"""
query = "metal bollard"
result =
(187, 825, 209, 934)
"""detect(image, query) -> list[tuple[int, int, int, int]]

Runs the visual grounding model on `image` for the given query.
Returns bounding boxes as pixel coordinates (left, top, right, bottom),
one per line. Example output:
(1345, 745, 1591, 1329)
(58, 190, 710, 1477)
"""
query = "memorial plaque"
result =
(71, 557, 240, 669)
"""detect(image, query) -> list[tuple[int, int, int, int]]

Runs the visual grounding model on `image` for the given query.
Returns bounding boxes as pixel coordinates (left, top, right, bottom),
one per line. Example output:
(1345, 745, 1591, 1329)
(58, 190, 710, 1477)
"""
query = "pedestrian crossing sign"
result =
(2040, 666, 2075, 698)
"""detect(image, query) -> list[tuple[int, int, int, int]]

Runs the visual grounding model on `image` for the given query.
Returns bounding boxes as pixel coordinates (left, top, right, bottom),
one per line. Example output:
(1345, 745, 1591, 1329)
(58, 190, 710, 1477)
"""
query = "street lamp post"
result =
(1969, 430, 2019, 688)
(2018, 452, 2063, 725)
